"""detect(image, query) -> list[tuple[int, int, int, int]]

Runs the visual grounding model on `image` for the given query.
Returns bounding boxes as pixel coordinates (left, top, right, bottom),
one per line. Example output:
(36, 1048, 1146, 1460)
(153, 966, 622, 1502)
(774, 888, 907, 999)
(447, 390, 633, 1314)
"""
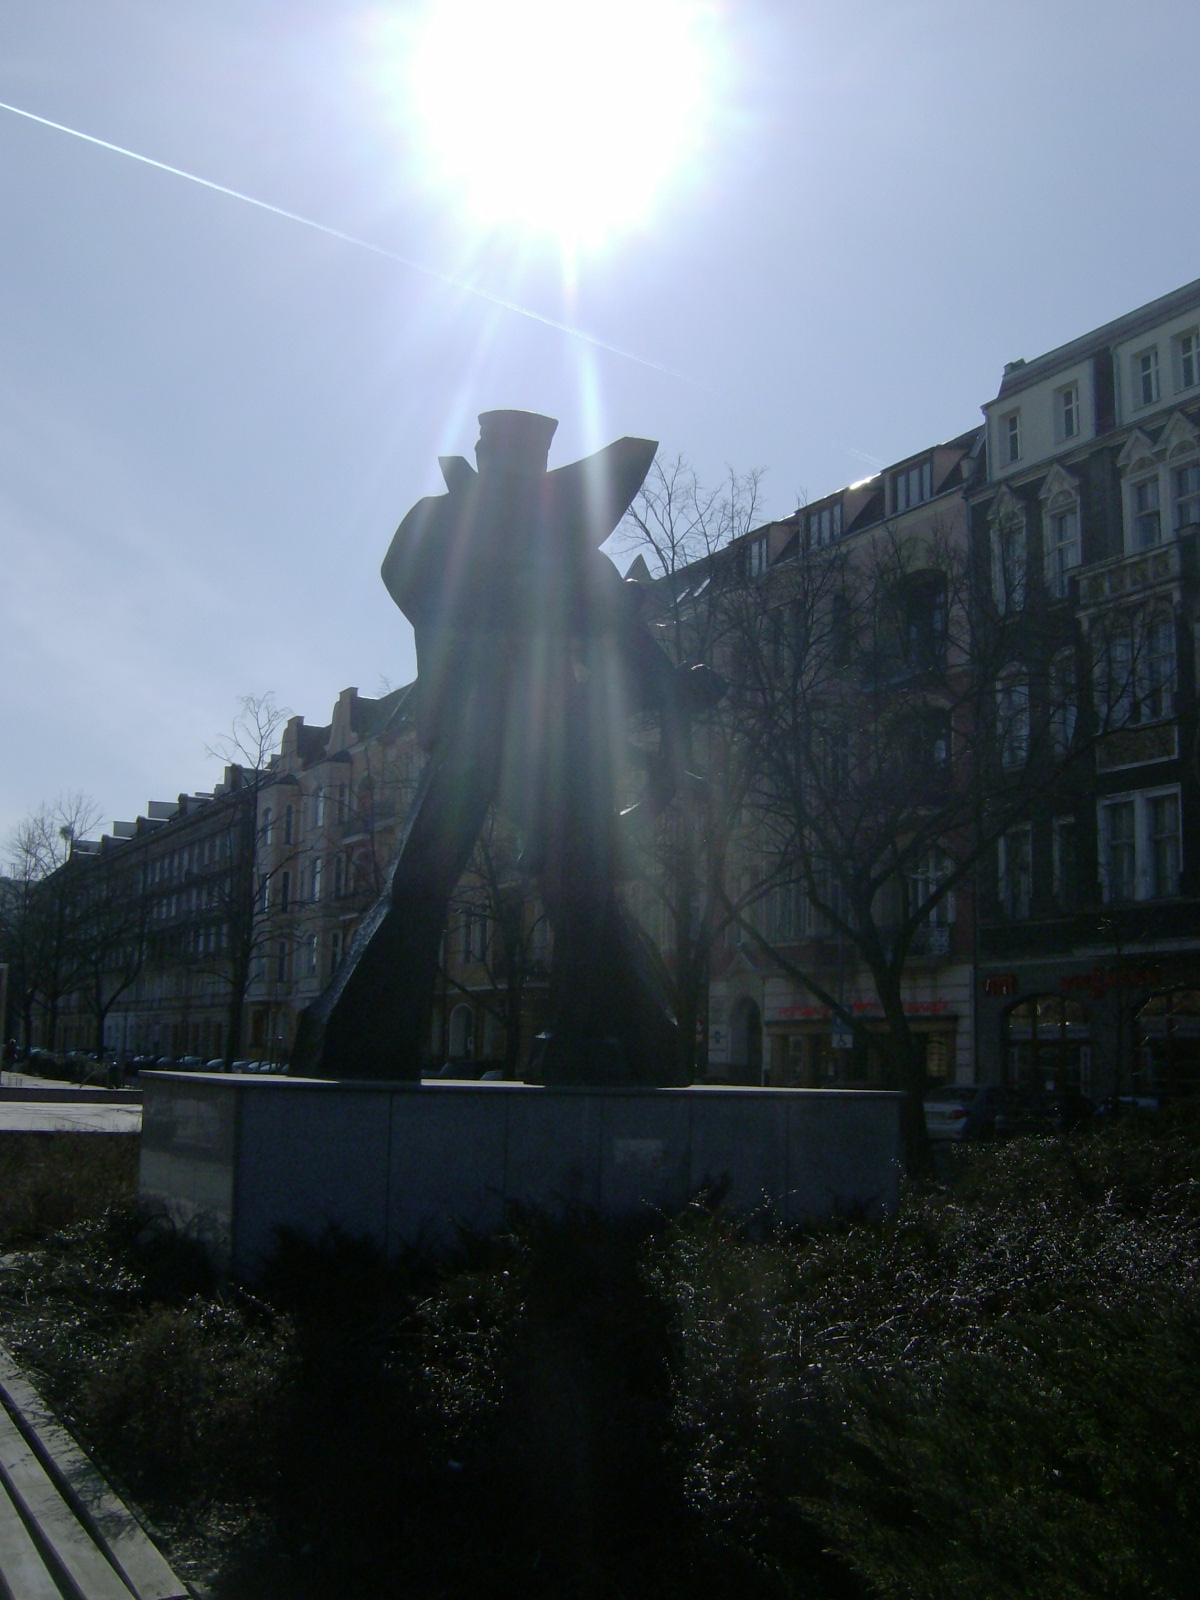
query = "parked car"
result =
(923, 1083, 1013, 1141)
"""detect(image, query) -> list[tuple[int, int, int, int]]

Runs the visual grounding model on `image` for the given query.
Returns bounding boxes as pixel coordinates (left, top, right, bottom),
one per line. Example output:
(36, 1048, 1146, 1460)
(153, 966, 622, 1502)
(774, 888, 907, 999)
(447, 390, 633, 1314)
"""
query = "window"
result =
(892, 459, 932, 512)
(1050, 650, 1077, 755)
(1095, 612, 1175, 729)
(1148, 793, 1181, 898)
(275, 941, 289, 985)
(1134, 346, 1160, 408)
(909, 850, 955, 927)
(1094, 623, 1134, 728)
(991, 507, 1027, 611)
(1003, 412, 1021, 465)
(1052, 817, 1077, 910)
(280, 870, 291, 913)
(904, 573, 947, 671)
(308, 934, 318, 976)
(331, 928, 343, 971)
(334, 853, 346, 898)
(310, 857, 323, 902)
(1176, 329, 1200, 392)
(1100, 787, 1182, 901)
(261, 807, 272, 845)
(996, 670, 1029, 770)
(807, 502, 842, 548)
(1174, 462, 1200, 530)
(1044, 506, 1080, 597)
(1056, 384, 1080, 441)
(747, 535, 769, 578)
(1131, 476, 1161, 548)
(461, 903, 489, 963)
(998, 826, 1032, 919)
(313, 786, 325, 829)
(284, 805, 294, 845)
(1142, 613, 1176, 721)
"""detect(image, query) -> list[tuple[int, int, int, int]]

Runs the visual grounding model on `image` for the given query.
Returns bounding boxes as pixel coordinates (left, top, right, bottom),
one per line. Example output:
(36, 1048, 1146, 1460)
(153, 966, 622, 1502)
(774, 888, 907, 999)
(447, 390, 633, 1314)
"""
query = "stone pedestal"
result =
(140, 1073, 904, 1278)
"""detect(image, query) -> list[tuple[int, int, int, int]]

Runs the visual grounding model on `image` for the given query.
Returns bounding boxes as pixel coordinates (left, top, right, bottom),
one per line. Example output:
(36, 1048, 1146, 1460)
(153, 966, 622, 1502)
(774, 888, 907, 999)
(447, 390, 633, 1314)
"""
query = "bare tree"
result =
(0, 794, 100, 1049)
(616, 459, 766, 1079)
(196, 693, 292, 1066)
(717, 511, 1112, 1169)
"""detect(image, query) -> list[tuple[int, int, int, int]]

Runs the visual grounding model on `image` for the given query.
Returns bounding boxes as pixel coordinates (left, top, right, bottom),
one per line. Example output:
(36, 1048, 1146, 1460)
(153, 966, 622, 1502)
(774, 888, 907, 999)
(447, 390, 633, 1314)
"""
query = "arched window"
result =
(447, 1004, 474, 1060)
(1005, 995, 1089, 1094)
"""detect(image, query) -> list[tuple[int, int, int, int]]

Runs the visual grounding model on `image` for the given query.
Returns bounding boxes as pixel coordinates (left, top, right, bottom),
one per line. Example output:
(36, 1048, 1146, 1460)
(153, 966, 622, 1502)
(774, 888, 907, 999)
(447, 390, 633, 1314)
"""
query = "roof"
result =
(994, 277, 1200, 403)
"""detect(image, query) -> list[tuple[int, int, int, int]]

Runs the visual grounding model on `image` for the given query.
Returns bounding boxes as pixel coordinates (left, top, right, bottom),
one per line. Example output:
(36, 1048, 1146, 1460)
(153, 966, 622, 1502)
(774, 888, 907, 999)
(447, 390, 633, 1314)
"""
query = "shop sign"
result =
(767, 998, 950, 1023)
(1060, 966, 1163, 1000)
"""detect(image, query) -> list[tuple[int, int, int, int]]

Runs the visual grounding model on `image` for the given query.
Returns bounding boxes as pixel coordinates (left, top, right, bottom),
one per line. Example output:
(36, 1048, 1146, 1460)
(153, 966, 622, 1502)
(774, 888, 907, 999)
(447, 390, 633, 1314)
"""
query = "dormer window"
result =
(1134, 346, 1160, 409)
(1056, 384, 1079, 442)
(747, 534, 769, 578)
(1002, 411, 1021, 464)
(1175, 328, 1200, 392)
(892, 459, 932, 512)
(806, 502, 842, 548)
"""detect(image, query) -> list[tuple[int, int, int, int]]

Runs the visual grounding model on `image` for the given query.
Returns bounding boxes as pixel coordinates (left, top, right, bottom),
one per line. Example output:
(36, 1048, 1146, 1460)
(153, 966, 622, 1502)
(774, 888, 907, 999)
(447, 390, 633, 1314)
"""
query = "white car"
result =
(923, 1084, 1013, 1141)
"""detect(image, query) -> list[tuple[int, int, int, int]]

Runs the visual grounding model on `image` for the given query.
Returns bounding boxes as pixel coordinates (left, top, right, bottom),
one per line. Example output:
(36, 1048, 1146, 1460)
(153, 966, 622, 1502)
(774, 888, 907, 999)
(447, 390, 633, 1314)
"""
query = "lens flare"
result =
(372, 0, 723, 252)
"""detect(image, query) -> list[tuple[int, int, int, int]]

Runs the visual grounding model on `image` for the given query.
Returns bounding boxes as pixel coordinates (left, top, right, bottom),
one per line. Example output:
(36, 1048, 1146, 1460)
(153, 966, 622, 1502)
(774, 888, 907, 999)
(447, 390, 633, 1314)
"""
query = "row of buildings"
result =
(10, 279, 1200, 1103)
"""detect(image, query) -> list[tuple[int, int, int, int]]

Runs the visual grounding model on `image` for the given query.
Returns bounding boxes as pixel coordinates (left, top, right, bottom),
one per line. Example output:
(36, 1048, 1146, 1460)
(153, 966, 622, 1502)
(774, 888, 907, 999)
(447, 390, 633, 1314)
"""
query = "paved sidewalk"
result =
(0, 1344, 188, 1598)
(0, 1103, 141, 1134)
(0, 1073, 142, 1133)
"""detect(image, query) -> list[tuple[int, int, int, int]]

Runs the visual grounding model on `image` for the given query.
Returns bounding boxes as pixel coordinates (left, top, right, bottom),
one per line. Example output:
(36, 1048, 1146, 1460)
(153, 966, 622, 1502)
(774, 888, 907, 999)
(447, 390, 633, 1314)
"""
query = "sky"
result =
(2, 0, 1199, 848)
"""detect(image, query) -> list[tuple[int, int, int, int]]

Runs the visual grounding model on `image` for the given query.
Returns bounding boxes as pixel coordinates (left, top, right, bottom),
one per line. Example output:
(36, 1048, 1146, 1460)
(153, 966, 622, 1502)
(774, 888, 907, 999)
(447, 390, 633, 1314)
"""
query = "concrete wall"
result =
(140, 1073, 905, 1278)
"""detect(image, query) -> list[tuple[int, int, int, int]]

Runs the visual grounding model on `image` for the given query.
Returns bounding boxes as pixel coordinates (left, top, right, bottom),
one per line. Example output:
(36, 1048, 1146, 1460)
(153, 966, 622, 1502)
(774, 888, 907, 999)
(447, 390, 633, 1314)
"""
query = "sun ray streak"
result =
(0, 98, 690, 380)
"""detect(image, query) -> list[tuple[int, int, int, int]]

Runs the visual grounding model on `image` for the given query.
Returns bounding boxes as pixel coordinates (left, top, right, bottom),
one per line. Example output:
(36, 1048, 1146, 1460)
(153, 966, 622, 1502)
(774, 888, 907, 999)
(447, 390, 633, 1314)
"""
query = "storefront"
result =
(978, 958, 1200, 1103)
(707, 966, 973, 1088)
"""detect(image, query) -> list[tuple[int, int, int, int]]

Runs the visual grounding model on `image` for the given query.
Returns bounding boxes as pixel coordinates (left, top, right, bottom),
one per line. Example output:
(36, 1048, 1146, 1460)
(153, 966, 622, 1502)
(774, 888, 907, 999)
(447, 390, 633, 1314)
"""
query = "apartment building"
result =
(971, 279, 1200, 1101)
(45, 768, 259, 1061)
(246, 684, 553, 1072)
(688, 430, 984, 1091)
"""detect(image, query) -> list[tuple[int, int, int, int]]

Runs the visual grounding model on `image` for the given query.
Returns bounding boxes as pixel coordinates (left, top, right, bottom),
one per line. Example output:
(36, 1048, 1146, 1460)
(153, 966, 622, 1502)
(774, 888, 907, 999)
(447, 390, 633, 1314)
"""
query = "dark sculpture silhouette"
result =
(292, 410, 717, 1085)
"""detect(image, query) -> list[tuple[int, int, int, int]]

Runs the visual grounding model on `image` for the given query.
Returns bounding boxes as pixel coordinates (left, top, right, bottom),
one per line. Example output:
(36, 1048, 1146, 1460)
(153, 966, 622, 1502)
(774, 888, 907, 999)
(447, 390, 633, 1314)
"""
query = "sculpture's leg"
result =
(291, 751, 495, 1080)
(536, 887, 686, 1086)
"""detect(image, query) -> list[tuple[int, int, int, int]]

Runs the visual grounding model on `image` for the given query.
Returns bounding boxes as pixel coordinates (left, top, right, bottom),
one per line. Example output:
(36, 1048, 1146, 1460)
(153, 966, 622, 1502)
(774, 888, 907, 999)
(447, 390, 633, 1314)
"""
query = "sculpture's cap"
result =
(476, 410, 558, 476)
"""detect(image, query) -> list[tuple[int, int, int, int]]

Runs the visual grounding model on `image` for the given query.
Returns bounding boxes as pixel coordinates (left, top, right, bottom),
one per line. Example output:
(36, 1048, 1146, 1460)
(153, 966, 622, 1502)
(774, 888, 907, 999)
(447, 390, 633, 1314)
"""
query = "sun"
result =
(376, 0, 722, 251)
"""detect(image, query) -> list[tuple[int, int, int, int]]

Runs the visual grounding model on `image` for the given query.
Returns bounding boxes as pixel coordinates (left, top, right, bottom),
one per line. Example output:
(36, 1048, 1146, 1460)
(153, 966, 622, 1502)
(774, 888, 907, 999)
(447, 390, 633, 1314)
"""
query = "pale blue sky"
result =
(2, 0, 1198, 844)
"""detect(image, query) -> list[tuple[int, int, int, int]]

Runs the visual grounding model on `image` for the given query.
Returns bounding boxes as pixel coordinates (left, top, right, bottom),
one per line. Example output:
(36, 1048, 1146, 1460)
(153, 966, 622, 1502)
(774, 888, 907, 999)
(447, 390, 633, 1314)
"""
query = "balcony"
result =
(1077, 540, 1181, 612)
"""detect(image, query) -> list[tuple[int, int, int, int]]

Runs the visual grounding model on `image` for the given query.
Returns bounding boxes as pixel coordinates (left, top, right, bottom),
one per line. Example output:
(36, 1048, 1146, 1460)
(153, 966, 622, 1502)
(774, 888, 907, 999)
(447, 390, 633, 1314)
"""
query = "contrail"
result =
(0, 98, 681, 378)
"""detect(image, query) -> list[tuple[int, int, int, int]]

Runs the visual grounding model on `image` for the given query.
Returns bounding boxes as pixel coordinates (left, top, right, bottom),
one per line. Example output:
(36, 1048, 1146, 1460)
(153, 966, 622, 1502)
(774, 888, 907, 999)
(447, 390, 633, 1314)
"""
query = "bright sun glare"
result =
(387, 0, 721, 251)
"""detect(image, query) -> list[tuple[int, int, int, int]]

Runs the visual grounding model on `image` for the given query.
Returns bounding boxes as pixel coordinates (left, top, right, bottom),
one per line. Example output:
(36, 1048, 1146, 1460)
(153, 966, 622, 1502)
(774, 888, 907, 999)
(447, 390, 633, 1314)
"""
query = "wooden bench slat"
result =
(0, 1400, 135, 1600)
(0, 1351, 186, 1600)
(0, 1474, 58, 1600)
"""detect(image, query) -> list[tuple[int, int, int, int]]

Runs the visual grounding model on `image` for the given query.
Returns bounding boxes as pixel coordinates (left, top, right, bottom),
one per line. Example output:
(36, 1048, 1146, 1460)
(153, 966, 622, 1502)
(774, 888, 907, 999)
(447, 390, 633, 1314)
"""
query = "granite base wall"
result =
(139, 1073, 904, 1278)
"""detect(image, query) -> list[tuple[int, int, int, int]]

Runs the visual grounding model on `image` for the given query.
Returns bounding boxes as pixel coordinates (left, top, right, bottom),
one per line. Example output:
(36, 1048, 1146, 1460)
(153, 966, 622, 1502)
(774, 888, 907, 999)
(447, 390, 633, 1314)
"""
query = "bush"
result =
(0, 1133, 138, 1246)
(79, 1298, 296, 1506)
(3, 1118, 1200, 1598)
(647, 1118, 1200, 1598)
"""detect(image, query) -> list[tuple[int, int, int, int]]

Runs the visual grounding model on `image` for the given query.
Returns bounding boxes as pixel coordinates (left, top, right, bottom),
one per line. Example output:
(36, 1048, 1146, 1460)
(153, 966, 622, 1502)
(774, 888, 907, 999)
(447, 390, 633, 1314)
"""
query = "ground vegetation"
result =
(1, 1116, 1198, 1598)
